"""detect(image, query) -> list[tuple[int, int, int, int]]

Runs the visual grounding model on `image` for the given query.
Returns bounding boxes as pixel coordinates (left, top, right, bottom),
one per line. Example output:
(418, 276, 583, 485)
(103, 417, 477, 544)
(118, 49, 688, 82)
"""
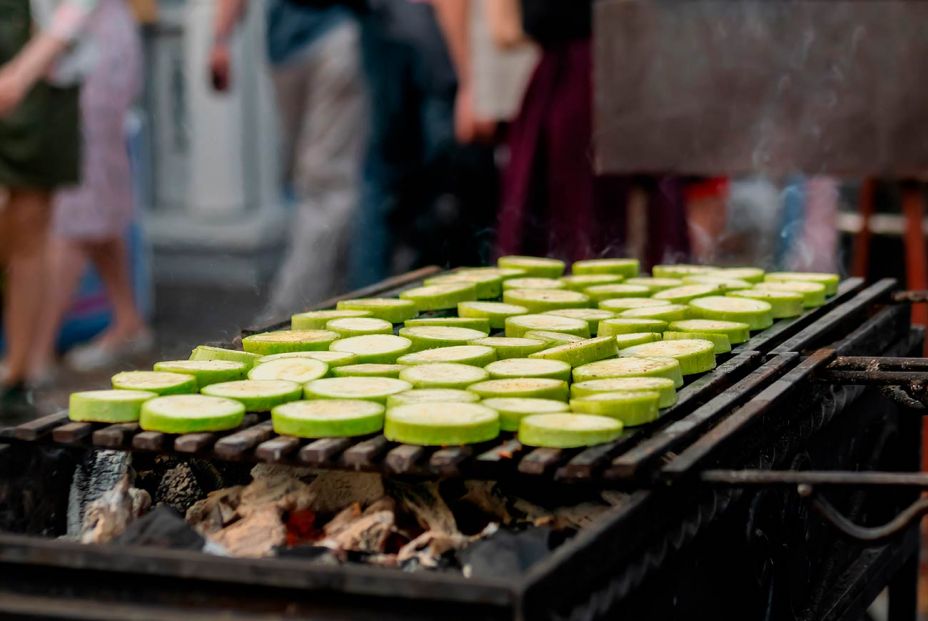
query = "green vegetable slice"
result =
(688, 296, 773, 331)
(483, 397, 569, 431)
(620, 339, 716, 375)
(385, 402, 500, 446)
(140, 395, 245, 433)
(667, 319, 751, 344)
(765, 271, 839, 295)
(398, 325, 489, 351)
(518, 413, 622, 448)
(242, 330, 339, 355)
(571, 376, 677, 408)
(455, 266, 527, 281)
(727, 289, 804, 319)
(613, 332, 663, 348)
(305, 376, 412, 403)
(153, 360, 246, 388)
(582, 284, 652, 303)
(682, 275, 753, 291)
(336, 298, 418, 323)
(272, 399, 384, 438)
(259, 350, 358, 368)
(522, 331, 586, 347)
(717, 267, 765, 283)
(598, 317, 668, 336)
(573, 356, 683, 387)
(653, 284, 725, 304)
(397, 345, 497, 367)
(623, 277, 684, 293)
(69, 389, 157, 423)
(332, 363, 406, 378)
(528, 336, 618, 368)
(543, 308, 614, 334)
(662, 330, 731, 354)
(325, 317, 394, 337)
(651, 264, 718, 279)
(571, 258, 639, 278)
(753, 281, 826, 308)
(484, 358, 572, 381)
(505, 314, 590, 338)
(497, 255, 566, 278)
(112, 371, 197, 395)
(400, 282, 477, 311)
(503, 277, 566, 290)
(292, 309, 372, 330)
(619, 304, 690, 322)
(424, 272, 502, 299)
(468, 377, 569, 401)
(404, 316, 490, 333)
(502, 288, 591, 313)
(387, 388, 480, 407)
(247, 357, 329, 383)
(398, 362, 490, 389)
(560, 274, 624, 291)
(469, 337, 547, 359)
(201, 379, 303, 411)
(458, 301, 529, 329)
(598, 297, 672, 313)
(570, 390, 661, 426)
(189, 345, 262, 370)
(329, 334, 413, 363)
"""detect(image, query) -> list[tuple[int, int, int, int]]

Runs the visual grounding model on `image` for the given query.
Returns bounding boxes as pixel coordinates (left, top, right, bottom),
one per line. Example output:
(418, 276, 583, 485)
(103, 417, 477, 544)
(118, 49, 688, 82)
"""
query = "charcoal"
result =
(458, 527, 553, 578)
(388, 480, 457, 534)
(212, 506, 287, 557)
(114, 505, 204, 550)
(80, 475, 151, 544)
(305, 470, 385, 514)
(155, 462, 206, 514)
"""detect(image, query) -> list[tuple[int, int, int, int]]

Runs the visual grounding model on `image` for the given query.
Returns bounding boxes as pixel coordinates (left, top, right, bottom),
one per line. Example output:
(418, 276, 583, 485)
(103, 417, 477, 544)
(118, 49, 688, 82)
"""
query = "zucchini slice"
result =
(242, 330, 338, 355)
(682, 275, 753, 291)
(753, 281, 826, 308)
(332, 363, 406, 378)
(503, 288, 591, 313)
(518, 413, 622, 448)
(468, 377, 569, 401)
(455, 266, 527, 281)
(387, 388, 480, 407)
(325, 317, 394, 337)
(522, 330, 586, 347)
(652, 264, 718, 279)
(598, 298, 672, 313)
(623, 277, 684, 293)
(482, 397, 569, 432)
(259, 350, 359, 368)
(404, 316, 491, 334)
(528, 336, 618, 368)
(304, 376, 412, 403)
(653, 284, 725, 304)
(544, 308, 614, 334)
(329, 334, 413, 363)
(571, 258, 639, 278)
(613, 332, 663, 348)
(727, 289, 804, 319)
(336, 298, 417, 323)
(400, 282, 477, 311)
(385, 402, 500, 446)
(583, 284, 652, 303)
(503, 277, 566, 291)
(571, 376, 677, 408)
(570, 390, 661, 426)
(717, 267, 765, 283)
(153, 360, 246, 388)
(399, 362, 490, 389)
(573, 356, 683, 387)
(469, 337, 547, 359)
(620, 339, 716, 375)
(272, 399, 384, 438)
(247, 357, 329, 383)
(189, 345, 262, 370)
(398, 326, 489, 351)
(69, 389, 157, 423)
(598, 317, 668, 336)
(140, 395, 245, 433)
(765, 271, 840, 295)
(497, 255, 566, 278)
(485, 358, 572, 381)
(292, 309, 372, 330)
(424, 271, 502, 299)
(505, 314, 590, 338)
(619, 304, 690, 322)
(560, 274, 624, 291)
(458, 301, 529, 329)
(667, 319, 752, 344)
(397, 345, 497, 367)
(688, 296, 773, 331)
(112, 371, 198, 395)
(662, 330, 731, 354)
(201, 379, 303, 411)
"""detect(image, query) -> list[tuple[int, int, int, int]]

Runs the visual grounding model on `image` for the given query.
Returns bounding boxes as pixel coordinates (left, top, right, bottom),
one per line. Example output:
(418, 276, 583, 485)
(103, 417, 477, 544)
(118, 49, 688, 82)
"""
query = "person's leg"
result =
(83, 237, 146, 341)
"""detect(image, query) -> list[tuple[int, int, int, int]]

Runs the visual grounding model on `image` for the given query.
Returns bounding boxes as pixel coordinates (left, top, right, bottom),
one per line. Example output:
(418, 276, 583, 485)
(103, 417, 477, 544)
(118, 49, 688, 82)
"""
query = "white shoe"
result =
(65, 329, 155, 372)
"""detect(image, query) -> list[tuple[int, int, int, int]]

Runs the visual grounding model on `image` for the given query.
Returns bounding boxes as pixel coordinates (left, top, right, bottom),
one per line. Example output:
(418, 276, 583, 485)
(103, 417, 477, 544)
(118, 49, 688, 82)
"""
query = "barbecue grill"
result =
(0, 266, 925, 620)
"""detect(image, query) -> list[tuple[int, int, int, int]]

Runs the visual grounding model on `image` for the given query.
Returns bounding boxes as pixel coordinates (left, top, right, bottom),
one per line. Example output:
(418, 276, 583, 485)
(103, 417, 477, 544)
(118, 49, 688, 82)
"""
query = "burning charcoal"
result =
(156, 462, 207, 514)
(322, 502, 363, 539)
(67, 449, 131, 536)
(388, 480, 458, 534)
(114, 505, 205, 550)
(80, 475, 151, 544)
(458, 527, 553, 578)
(185, 486, 243, 535)
(285, 509, 321, 546)
(306, 471, 385, 514)
(397, 529, 482, 570)
(457, 481, 514, 526)
(319, 510, 395, 554)
(211, 506, 287, 558)
(239, 464, 315, 515)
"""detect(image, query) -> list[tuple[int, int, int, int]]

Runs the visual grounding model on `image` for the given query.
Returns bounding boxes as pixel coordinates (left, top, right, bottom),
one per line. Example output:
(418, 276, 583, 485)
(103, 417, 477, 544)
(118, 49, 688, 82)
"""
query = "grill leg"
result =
(887, 547, 918, 621)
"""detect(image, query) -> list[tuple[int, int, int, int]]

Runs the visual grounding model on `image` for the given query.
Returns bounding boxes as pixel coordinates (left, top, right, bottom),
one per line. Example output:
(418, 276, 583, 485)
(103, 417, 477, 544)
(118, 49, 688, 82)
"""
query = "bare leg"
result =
(83, 236, 146, 343)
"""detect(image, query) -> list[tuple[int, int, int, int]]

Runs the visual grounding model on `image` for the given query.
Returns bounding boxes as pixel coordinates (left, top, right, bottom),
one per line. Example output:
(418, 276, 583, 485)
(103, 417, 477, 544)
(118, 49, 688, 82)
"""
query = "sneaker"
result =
(65, 329, 155, 373)
(0, 382, 36, 425)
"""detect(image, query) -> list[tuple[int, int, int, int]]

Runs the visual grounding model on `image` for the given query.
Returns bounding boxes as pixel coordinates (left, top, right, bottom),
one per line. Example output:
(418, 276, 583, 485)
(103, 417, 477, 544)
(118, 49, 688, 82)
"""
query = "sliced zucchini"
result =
(651, 264, 718, 279)
(112, 371, 197, 395)
(528, 336, 618, 367)
(153, 360, 246, 388)
(497, 255, 566, 278)
(620, 339, 716, 375)
(619, 304, 690, 322)
(571, 376, 677, 408)
(484, 358, 572, 381)
(667, 319, 751, 344)
(397, 345, 497, 367)
(623, 277, 684, 293)
(753, 281, 826, 308)
(505, 314, 590, 338)
(272, 399, 384, 438)
(69, 389, 157, 423)
(688, 296, 773, 331)
(140, 395, 245, 433)
(292, 309, 372, 330)
(398, 325, 489, 351)
(332, 363, 406, 378)
(503, 277, 566, 290)
(765, 271, 840, 295)
(247, 357, 329, 383)
(570, 390, 661, 426)
(400, 282, 477, 311)
(613, 332, 663, 348)
(682, 275, 753, 291)
(727, 289, 804, 319)
(653, 284, 725, 304)
(189, 345, 262, 370)
(598, 297, 672, 312)
(467, 378, 569, 401)
(336, 298, 417, 323)
(242, 330, 338, 355)
(573, 356, 684, 387)
(384, 402, 500, 446)
(424, 272, 502, 299)
(662, 330, 731, 354)
(458, 301, 529, 330)
(404, 316, 491, 334)
(469, 337, 547, 359)
(325, 317, 394, 337)
(259, 350, 358, 368)
(518, 413, 622, 448)
(717, 267, 765, 283)
(386, 388, 480, 407)
(201, 379, 302, 411)
(455, 266, 527, 281)
(482, 397, 569, 432)
(571, 258, 639, 278)
(329, 334, 413, 363)
(304, 376, 412, 403)
(543, 308, 614, 334)
(522, 330, 586, 347)
(503, 288, 591, 313)
(598, 317, 668, 336)
(560, 274, 624, 291)
(398, 362, 490, 389)
(583, 284, 652, 303)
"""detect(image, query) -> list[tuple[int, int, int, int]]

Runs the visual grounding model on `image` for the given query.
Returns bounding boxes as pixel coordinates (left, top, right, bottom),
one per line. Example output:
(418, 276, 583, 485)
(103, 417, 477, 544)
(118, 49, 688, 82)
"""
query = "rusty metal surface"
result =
(594, 1, 928, 177)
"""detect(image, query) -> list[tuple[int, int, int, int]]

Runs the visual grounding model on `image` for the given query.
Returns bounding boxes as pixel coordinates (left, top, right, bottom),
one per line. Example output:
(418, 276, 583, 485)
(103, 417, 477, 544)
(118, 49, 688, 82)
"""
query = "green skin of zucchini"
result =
(424, 274, 502, 299)
(330, 335, 413, 363)
(667, 319, 751, 344)
(521, 331, 585, 347)
(618, 305, 690, 323)
(753, 282, 826, 308)
(518, 414, 623, 448)
(582, 285, 652, 303)
(727, 290, 804, 319)
(653, 285, 723, 304)
(396, 345, 498, 367)
(153, 361, 247, 387)
(139, 396, 246, 433)
(384, 405, 501, 445)
(560, 274, 623, 291)
(458, 302, 529, 329)
(504, 316, 590, 339)
(241, 331, 338, 355)
(304, 377, 412, 403)
(497, 256, 565, 278)
(484, 359, 572, 382)
(386, 389, 481, 407)
(398, 326, 488, 352)
(528, 336, 618, 367)
(662, 331, 731, 354)
(336, 299, 418, 323)
(467, 379, 570, 401)
(271, 401, 385, 438)
(598, 318, 668, 336)
(469, 338, 547, 360)
(622, 278, 684, 293)
(325, 318, 394, 337)
(570, 391, 661, 426)
(69, 390, 157, 423)
(201, 381, 304, 412)
(482, 398, 569, 431)
(687, 299, 773, 331)
(765, 272, 839, 295)
(400, 283, 478, 311)
(572, 357, 684, 387)
(613, 333, 663, 348)
(398, 363, 490, 389)
(189, 346, 262, 371)
(620, 341, 716, 375)
(332, 364, 406, 378)
(571, 259, 639, 278)
(291, 310, 372, 330)
(502, 289, 591, 314)
(598, 297, 672, 312)
(571, 377, 677, 408)
(404, 317, 491, 333)
(543, 309, 614, 334)
(112, 372, 198, 396)
(259, 351, 359, 368)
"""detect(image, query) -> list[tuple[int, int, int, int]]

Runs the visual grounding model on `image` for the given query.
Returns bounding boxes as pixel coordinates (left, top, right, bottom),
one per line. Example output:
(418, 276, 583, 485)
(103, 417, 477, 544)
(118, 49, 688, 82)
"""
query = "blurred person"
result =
(211, 0, 365, 322)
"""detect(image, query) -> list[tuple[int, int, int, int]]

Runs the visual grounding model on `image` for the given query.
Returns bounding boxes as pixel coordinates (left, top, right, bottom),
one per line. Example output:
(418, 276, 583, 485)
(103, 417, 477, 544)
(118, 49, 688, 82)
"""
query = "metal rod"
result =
(827, 356, 928, 372)
(892, 290, 928, 304)
(822, 369, 927, 384)
(700, 469, 928, 489)
(807, 494, 928, 544)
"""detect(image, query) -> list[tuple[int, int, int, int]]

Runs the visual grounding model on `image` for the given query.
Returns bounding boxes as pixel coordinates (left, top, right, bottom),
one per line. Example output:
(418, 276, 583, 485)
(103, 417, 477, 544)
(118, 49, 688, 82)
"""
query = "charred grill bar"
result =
(0, 271, 925, 620)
